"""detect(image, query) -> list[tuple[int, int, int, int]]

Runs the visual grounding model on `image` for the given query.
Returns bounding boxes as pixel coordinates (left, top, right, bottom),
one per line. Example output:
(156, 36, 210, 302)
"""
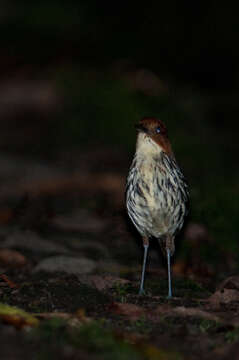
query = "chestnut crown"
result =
(136, 117, 168, 137)
(136, 117, 173, 156)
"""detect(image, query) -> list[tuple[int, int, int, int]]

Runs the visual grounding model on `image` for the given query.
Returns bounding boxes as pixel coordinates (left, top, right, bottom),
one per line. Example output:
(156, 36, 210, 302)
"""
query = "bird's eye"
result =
(155, 127, 161, 134)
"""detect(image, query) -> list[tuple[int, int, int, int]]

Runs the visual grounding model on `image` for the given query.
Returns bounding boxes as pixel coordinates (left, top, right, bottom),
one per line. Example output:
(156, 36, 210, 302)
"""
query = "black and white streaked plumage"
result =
(126, 117, 189, 297)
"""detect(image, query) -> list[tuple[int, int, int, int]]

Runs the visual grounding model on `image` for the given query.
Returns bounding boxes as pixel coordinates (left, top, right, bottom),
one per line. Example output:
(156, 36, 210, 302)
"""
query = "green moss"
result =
(225, 328, 239, 343)
(199, 319, 220, 334)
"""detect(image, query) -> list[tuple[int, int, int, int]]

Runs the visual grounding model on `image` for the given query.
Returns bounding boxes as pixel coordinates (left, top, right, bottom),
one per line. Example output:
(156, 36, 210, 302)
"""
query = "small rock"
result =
(1, 231, 70, 255)
(0, 249, 27, 267)
(33, 256, 96, 275)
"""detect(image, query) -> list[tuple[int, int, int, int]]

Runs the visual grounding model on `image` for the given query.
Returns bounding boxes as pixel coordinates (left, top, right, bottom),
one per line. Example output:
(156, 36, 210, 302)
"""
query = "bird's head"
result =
(135, 117, 173, 156)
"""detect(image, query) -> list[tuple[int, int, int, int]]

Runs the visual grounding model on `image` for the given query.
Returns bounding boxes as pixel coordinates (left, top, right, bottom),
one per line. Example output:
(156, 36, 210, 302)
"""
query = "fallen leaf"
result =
(0, 274, 18, 288)
(0, 249, 27, 267)
(108, 302, 145, 321)
(0, 303, 38, 328)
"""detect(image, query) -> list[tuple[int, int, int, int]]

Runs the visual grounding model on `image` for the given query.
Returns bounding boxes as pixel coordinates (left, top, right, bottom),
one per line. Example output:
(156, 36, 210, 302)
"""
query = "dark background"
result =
(0, 0, 239, 272)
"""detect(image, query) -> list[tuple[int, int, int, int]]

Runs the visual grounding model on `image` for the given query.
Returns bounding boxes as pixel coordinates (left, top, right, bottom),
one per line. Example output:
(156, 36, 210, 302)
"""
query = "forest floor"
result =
(0, 146, 239, 360)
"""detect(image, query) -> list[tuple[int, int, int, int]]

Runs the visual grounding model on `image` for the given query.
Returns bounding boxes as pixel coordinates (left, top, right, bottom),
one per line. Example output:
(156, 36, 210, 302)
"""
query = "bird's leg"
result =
(139, 237, 149, 295)
(166, 248, 172, 298)
(166, 236, 174, 299)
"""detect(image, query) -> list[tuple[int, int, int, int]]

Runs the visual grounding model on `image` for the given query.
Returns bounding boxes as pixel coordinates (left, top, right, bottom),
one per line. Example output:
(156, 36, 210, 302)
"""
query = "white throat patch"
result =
(136, 132, 163, 157)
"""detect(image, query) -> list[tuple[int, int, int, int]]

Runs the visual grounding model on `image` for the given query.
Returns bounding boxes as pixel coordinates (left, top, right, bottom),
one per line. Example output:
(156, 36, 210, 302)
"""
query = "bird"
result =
(126, 117, 189, 298)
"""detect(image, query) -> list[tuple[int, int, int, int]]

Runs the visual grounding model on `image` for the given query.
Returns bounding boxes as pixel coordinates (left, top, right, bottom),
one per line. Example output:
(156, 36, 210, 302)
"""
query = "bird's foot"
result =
(138, 288, 146, 296)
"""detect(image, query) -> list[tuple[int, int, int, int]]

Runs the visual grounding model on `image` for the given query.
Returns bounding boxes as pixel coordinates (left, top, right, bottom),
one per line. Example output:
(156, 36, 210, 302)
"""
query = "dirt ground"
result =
(0, 147, 238, 360)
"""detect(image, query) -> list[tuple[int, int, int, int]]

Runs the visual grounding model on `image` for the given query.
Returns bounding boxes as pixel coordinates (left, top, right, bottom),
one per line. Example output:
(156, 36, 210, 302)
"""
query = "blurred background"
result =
(0, 0, 238, 277)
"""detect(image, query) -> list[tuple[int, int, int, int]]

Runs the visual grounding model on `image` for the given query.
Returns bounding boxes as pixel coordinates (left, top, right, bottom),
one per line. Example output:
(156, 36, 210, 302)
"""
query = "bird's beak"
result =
(135, 124, 148, 133)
